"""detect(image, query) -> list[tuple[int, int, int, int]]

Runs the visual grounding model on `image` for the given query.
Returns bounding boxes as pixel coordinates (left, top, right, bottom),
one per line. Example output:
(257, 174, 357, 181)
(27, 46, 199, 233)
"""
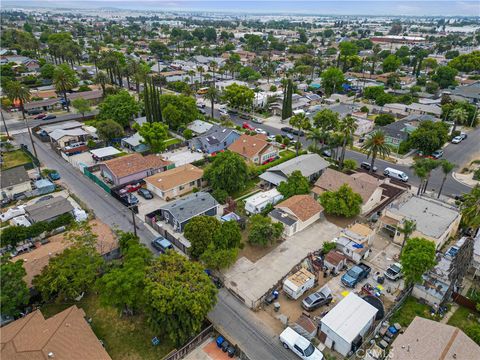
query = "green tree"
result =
(449, 107, 468, 134)
(133, 121, 169, 153)
(448, 51, 480, 72)
(400, 237, 436, 285)
(397, 219, 416, 252)
(363, 86, 385, 100)
(374, 113, 395, 126)
(460, 185, 480, 231)
(223, 83, 254, 110)
(40, 63, 55, 79)
(144, 252, 217, 345)
(437, 160, 455, 198)
(71, 98, 91, 119)
(382, 54, 401, 72)
(339, 41, 358, 72)
(4, 80, 30, 120)
(313, 108, 339, 132)
(0, 260, 30, 317)
(53, 63, 78, 112)
(204, 86, 219, 118)
(204, 151, 249, 194)
(281, 79, 293, 120)
(159, 94, 199, 130)
(33, 245, 103, 301)
(96, 119, 125, 142)
(94, 70, 109, 96)
(321, 67, 345, 96)
(361, 130, 391, 173)
(338, 115, 358, 169)
(200, 220, 241, 269)
(409, 121, 449, 155)
(432, 66, 458, 89)
(97, 90, 140, 127)
(277, 170, 310, 198)
(343, 159, 357, 171)
(411, 159, 429, 196)
(183, 128, 193, 140)
(184, 216, 222, 259)
(289, 112, 310, 155)
(319, 184, 363, 218)
(248, 214, 284, 246)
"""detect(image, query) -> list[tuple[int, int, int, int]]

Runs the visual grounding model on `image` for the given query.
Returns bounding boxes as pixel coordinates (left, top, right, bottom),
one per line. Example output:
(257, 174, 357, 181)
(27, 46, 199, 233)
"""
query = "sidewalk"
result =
(452, 172, 478, 188)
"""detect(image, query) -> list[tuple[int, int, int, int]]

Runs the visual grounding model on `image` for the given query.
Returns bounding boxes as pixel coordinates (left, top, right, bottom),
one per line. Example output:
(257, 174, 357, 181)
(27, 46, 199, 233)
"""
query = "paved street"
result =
(13, 131, 296, 360)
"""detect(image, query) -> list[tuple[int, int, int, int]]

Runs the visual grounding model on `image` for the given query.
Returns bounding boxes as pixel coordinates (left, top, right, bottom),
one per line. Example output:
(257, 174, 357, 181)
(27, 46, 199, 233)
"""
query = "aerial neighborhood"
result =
(1, 3, 480, 360)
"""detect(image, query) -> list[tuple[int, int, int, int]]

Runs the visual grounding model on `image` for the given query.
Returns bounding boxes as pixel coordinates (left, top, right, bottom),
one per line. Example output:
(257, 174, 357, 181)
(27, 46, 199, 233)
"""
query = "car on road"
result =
(384, 263, 403, 281)
(301, 286, 333, 311)
(360, 161, 377, 172)
(43, 114, 57, 120)
(219, 108, 228, 115)
(432, 149, 444, 159)
(151, 237, 173, 253)
(47, 171, 61, 181)
(291, 129, 305, 137)
(137, 188, 153, 199)
(252, 117, 263, 124)
(281, 126, 293, 133)
(280, 327, 323, 360)
(239, 113, 252, 120)
(267, 135, 276, 141)
(451, 136, 463, 144)
(383, 167, 408, 182)
(460, 132, 467, 140)
(34, 113, 46, 119)
(341, 263, 371, 288)
(121, 193, 138, 206)
(196, 103, 206, 109)
(321, 148, 331, 157)
(242, 122, 255, 131)
(255, 128, 267, 135)
(282, 133, 294, 141)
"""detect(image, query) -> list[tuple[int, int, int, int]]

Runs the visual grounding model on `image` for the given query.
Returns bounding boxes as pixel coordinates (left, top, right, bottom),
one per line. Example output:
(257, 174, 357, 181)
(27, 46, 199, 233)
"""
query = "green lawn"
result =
(389, 296, 437, 327)
(1, 149, 32, 169)
(232, 178, 260, 200)
(164, 138, 181, 147)
(447, 306, 480, 345)
(41, 294, 175, 360)
(279, 149, 295, 158)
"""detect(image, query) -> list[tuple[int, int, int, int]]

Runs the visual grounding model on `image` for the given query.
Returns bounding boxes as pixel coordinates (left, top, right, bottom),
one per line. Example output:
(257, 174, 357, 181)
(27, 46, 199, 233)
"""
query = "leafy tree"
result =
(71, 98, 91, 119)
(149, 41, 170, 60)
(94, 71, 109, 96)
(97, 90, 140, 127)
(437, 160, 455, 198)
(432, 66, 458, 89)
(338, 41, 358, 71)
(96, 119, 125, 142)
(322, 241, 337, 254)
(204, 151, 249, 194)
(200, 220, 241, 269)
(277, 170, 310, 198)
(397, 219, 416, 252)
(382, 54, 401, 72)
(375, 92, 396, 106)
(409, 121, 449, 155)
(448, 51, 480, 72)
(425, 81, 440, 94)
(133, 121, 169, 153)
(33, 245, 103, 301)
(361, 130, 391, 173)
(0, 260, 30, 317)
(238, 66, 261, 82)
(449, 107, 468, 134)
(183, 128, 193, 140)
(319, 184, 363, 218)
(338, 115, 358, 169)
(363, 86, 385, 100)
(53, 63, 78, 112)
(321, 67, 345, 96)
(159, 94, 199, 130)
(313, 108, 339, 131)
(282, 78, 293, 120)
(40, 63, 55, 79)
(144, 252, 217, 345)
(460, 185, 480, 230)
(289, 112, 310, 155)
(223, 83, 254, 110)
(248, 214, 284, 246)
(343, 159, 357, 171)
(374, 113, 395, 126)
(400, 237, 436, 285)
(184, 216, 221, 259)
(204, 86, 219, 118)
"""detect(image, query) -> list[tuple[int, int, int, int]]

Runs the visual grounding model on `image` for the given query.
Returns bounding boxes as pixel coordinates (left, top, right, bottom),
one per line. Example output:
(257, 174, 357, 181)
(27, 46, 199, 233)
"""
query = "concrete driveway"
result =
(162, 147, 204, 166)
(223, 218, 340, 308)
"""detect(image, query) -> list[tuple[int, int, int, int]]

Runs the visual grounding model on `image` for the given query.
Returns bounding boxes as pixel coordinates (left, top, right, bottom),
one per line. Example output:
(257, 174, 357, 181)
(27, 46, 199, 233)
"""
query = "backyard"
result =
(41, 294, 175, 360)
(1, 149, 32, 169)
(389, 296, 438, 327)
(447, 306, 480, 345)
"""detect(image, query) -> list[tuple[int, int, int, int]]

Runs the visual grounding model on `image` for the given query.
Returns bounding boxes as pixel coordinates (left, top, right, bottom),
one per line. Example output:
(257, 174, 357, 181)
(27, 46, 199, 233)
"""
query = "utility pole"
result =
(129, 206, 137, 237)
(24, 116, 39, 160)
(1, 111, 10, 137)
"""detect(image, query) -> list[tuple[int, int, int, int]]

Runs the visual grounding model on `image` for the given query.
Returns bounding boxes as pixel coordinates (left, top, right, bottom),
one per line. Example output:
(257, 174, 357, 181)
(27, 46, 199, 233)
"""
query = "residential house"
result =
(324, 250, 348, 274)
(269, 195, 324, 236)
(447, 82, 480, 106)
(259, 153, 329, 186)
(0, 166, 32, 199)
(380, 194, 461, 249)
(145, 164, 205, 200)
(0, 306, 112, 360)
(319, 293, 378, 357)
(67, 89, 103, 106)
(188, 124, 240, 154)
(121, 132, 149, 153)
(156, 192, 219, 232)
(49, 128, 90, 148)
(228, 134, 279, 165)
(99, 153, 173, 187)
(383, 103, 442, 117)
(390, 316, 480, 360)
(333, 223, 374, 263)
(187, 120, 213, 135)
(312, 169, 384, 215)
(24, 196, 74, 223)
(245, 188, 284, 214)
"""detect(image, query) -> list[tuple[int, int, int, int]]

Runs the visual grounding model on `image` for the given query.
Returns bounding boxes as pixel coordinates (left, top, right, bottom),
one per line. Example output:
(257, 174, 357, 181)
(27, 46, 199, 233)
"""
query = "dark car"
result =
(321, 148, 332, 157)
(47, 171, 60, 181)
(431, 149, 444, 159)
(360, 161, 378, 172)
(138, 188, 153, 199)
(151, 237, 173, 253)
(291, 129, 305, 137)
(284, 133, 294, 140)
(43, 114, 57, 120)
(239, 113, 252, 120)
(281, 126, 293, 133)
(301, 286, 333, 311)
(34, 113, 46, 119)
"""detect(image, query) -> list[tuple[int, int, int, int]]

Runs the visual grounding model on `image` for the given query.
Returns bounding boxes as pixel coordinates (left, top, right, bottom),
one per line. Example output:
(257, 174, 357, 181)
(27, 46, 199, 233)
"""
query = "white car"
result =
(267, 135, 276, 141)
(451, 135, 463, 144)
(280, 327, 324, 360)
(255, 128, 267, 135)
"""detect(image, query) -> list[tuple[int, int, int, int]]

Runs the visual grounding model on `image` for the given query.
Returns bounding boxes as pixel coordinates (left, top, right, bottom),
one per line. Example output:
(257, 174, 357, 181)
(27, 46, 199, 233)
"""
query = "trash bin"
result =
(274, 302, 280, 312)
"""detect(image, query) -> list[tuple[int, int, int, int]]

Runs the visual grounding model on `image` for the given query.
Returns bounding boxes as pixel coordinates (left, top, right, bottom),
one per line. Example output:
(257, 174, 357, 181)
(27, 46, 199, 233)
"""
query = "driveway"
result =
(223, 218, 340, 308)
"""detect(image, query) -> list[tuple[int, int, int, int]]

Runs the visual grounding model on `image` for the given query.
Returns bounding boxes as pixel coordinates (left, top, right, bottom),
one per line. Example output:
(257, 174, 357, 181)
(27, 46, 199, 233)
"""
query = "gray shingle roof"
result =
(160, 191, 218, 223)
(0, 167, 30, 188)
(25, 196, 74, 223)
(267, 153, 329, 178)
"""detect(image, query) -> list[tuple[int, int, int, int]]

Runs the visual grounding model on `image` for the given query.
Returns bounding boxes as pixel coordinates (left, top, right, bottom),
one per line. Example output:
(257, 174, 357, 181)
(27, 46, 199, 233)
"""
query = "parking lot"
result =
(162, 147, 204, 166)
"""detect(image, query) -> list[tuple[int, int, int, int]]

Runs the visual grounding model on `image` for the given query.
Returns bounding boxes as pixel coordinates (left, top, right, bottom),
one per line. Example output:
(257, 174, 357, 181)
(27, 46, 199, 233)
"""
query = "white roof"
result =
(321, 293, 378, 343)
(49, 128, 88, 141)
(245, 189, 282, 207)
(90, 146, 121, 158)
(188, 120, 213, 134)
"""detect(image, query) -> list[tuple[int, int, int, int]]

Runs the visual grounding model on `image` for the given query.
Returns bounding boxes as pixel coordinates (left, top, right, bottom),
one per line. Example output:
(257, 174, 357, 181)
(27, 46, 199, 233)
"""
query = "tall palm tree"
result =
(204, 86, 218, 118)
(411, 161, 428, 195)
(397, 219, 416, 253)
(197, 66, 204, 84)
(53, 64, 77, 112)
(289, 112, 310, 155)
(460, 185, 480, 231)
(209, 61, 218, 86)
(437, 160, 455, 198)
(94, 71, 109, 97)
(338, 115, 358, 169)
(419, 158, 439, 194)
(450, 107, 468, 134)
(361, 130, 390, 173)
(307, 128, 324, 151)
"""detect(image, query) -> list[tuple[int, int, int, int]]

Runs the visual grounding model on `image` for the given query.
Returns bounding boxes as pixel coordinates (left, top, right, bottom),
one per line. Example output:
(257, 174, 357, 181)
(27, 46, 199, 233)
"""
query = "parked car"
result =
(383, 167, 408, 182)
(34, 113, 46, 119)
(219, 108, 228, 115)
(451, 136, 463, 144)
(151, 237, 173, 253)
(121, 193, 139, 206)
(432, 149, 444, 159)
(255, 128, 267, 135)
(196, 103, 206, 109)
(321, 148, 332, 157)
(341, 263, 371, 288)
(239, 113, 252, 120)
(281, 126, 293, 133)
(460, 132, 468, 140)
(43, 114, 57, 120)
(123, 183, 142, 193)
(280, 327, 323, 360)
(384, 263, 403, 281)
(252, 117, 263, 124)
(301, 286, 333, 311)
(360, 161, 377, 172)
(284, 133, 295, 141)
(291, 129, 305, 137)
(267, 135, 276, 141)
(198, 108, 206, 115)
(242, 122, 255, 131)
(137, 188, 153, 199)
(47, 171, 61, 181)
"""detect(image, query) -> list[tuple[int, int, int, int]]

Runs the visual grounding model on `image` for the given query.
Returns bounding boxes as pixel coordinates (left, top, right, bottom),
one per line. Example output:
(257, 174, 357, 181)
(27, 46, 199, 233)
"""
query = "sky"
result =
(3, 0, 480, 16)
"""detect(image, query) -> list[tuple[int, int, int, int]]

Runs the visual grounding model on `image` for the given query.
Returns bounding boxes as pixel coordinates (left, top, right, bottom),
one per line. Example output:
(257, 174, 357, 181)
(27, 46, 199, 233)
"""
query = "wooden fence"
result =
(452, 292, 478, 312)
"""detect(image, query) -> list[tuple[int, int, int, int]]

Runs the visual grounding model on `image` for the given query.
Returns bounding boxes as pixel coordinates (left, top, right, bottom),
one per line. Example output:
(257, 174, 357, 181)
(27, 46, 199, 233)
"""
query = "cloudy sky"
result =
(4, 1, 480, 16)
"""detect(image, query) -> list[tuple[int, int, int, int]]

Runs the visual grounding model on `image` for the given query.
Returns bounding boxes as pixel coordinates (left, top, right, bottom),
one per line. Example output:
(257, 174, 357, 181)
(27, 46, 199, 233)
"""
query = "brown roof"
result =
(313, 168, 380, 203)
(228, 134, 271, 160)
(390, 316, 480, 360)
(275, 195, 323, 222)
(325, 251, 347, 266)
(103, 153, 171, 179)
(0, 306, 112, 360)
(144, 164, 203, 191)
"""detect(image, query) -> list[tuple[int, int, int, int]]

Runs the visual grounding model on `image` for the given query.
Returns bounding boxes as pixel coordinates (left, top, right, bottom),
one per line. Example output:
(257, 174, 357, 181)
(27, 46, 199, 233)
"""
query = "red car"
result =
(34, 113, 46, 119)
(124, 183, 142, 193)
(242, 122, 255, 131)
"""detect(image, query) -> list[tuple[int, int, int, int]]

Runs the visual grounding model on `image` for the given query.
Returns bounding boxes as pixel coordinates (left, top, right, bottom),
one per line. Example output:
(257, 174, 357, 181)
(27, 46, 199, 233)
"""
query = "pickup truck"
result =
(341, 263, 371, 288)
(384, 263, 403, 281)
(280, 327, 324, 360)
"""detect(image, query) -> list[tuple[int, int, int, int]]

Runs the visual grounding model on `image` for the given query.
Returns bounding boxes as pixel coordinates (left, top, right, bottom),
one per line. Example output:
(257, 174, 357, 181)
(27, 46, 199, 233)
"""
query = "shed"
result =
(319, 293, 378, 356)
(90, 147, 121, 161)
(34, 179, 55, 195)
(324, 251, 347, 274)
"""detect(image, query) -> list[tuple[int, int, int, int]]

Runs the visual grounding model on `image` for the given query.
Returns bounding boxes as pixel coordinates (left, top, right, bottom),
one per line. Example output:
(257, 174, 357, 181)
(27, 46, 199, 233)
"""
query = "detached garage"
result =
(319, 293, 378, 356)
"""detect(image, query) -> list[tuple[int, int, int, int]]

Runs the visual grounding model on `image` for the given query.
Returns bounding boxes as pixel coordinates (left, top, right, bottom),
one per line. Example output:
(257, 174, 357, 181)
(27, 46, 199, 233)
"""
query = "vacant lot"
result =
(1, 149, 31, 169)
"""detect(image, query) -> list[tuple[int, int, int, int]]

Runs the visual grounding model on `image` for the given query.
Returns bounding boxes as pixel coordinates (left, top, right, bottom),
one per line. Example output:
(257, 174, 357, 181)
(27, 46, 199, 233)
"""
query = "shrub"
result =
(398, 140, 412, 155)
(212, 189, 228, 204)
(473, 169, 480, 181)
(182, 128, 193, 140)
(374, 113, 395, 126)
(343, 159, 357, 171)
(322, 241, 337, 254)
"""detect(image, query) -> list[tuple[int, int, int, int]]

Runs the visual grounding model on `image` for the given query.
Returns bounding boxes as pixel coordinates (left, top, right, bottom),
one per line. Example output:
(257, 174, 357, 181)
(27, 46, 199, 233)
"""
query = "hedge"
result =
(1, 213, 74, 247)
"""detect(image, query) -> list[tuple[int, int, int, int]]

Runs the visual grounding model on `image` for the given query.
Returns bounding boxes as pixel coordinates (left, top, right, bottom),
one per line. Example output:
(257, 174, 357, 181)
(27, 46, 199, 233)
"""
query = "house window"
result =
(179, 185, 185, 190)
(190, 181, 195, 186)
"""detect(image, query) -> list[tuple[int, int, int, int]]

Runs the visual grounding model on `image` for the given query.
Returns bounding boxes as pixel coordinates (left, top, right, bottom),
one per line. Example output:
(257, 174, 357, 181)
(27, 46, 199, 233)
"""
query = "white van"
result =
(383, 167, 408, 182)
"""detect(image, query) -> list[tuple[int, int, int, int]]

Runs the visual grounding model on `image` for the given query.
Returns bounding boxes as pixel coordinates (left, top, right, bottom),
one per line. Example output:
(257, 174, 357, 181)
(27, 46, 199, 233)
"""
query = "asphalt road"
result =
(13, 131, 296, 360)
(205, 105, 476, 197)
